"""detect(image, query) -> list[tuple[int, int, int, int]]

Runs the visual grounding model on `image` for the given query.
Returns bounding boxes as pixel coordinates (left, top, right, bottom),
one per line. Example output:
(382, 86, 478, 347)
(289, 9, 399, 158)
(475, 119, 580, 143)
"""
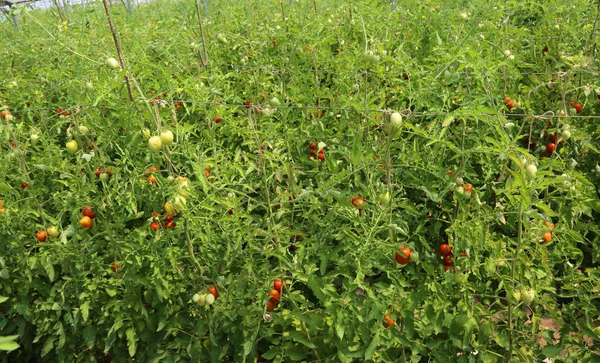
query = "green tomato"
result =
(525, 164, 537, 180)
(66, 140, 78, 154)
(160, 130, 174, 146)
(521, 288, 535, 304)
(206, 293, 215, 305)
(106, 57, 119, 69)
(379, 192, 390, 204)
(269, 97, 280, 107)
(390, 112, 402, 128)
(148, 136, 162, 152)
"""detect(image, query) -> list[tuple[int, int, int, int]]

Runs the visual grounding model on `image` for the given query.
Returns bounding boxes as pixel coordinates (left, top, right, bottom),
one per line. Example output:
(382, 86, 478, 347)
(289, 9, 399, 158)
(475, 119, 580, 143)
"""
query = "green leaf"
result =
(126, 327, 137, 357)
(288, 331, 316, 349)
(82, 325, 96, 348)
(0, 296, 8, 303)
(41, 337, 55, 357)
(542, 343, 564, 358)
(43, 255, 55, 282)
(0, 335, 19, 352)
(307, 275, 325, 302)
(365, 331, 379, 359)
(81, 302, 90, 322)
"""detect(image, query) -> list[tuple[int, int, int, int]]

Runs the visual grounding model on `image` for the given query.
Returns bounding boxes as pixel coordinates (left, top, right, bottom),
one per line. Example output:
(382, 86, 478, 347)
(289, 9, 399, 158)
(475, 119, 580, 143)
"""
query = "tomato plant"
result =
(1, 0, 599, 361)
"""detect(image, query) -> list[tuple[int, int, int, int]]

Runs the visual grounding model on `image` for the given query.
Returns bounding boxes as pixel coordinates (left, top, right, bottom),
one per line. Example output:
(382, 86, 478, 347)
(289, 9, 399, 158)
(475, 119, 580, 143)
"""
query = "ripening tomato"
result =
(147, 175, 157, 184)
(79, 216, 93, 229)
(443, 254, 454, 266)
(266, 300, 276, 312)
(215, 117, 222, 123)
(82, 206, 97, 219)
(0, 110, 9, 119)
(111, 262, 121, 273)
(395, 247, 411, 265)
(439, 244, 452, 256)
(36, 230, 47, 242)
(204, 167, 210, 178)
(542, 232, 552, 243)
(444, 265, 455, 272)
(207, 284, 219, 299)
(382, 314, 394, 328)
(268, 289, 281, 303)
(463, 184, 473, 192)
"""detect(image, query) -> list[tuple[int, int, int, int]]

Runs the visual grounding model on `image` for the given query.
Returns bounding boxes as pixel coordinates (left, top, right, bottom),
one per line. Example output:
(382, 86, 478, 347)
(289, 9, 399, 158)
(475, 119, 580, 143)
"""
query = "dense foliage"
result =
(1, 0, 600, 361)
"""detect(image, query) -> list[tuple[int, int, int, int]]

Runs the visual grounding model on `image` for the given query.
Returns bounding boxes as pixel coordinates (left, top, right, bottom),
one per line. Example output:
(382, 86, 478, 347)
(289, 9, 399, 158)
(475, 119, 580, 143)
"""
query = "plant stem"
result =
(102, 0, 134, 101)
(507, 196, 524, 361)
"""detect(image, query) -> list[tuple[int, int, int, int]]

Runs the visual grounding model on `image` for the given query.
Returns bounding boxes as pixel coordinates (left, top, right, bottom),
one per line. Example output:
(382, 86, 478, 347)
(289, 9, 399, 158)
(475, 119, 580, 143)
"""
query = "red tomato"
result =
(443, 254, 454, 266)
(309, 142, 317, 150)
(546, 143, 555, 154)
(395, 247, 411, 265)
(274, 278, 285, 292)
(268, 289, 281, 303)
(166, 221, 176, 228)
(0, 110, 9, 119)
(82, 206, 97, 219)
(266, 300, 276, 312)
(439, 244, 452, 256)
(444, 265, 455, 272)
(205, 167, 210, 178)
(21, 182, 27, 189)
(574, 103, 582, 114)
(165, 215, 173, 222)
(36, 230, 47, 242)
(207, 284, 219, 299)
(151, 221, 160, 231)
(318, 152, 325, 161)
(215, 117, 222, 123)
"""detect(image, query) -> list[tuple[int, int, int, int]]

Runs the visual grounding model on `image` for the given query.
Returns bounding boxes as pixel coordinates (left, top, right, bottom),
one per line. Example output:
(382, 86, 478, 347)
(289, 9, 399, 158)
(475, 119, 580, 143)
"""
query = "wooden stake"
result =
(280, 1, 288, 32)
(53, 0, 65, 23)
(194, 0, 209, 65)
(102, 0, 134, 101)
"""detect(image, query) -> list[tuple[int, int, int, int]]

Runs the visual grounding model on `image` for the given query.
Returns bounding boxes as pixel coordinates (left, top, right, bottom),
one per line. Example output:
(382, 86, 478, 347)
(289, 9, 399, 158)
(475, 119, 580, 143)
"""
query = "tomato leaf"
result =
(0, 335, 19, 352)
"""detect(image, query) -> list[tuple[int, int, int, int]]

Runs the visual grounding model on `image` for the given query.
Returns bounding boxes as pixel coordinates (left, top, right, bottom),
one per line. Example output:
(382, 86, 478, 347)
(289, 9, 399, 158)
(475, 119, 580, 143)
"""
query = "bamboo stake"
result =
(194, 0, 209, 65)
(102, 0, 134, 101)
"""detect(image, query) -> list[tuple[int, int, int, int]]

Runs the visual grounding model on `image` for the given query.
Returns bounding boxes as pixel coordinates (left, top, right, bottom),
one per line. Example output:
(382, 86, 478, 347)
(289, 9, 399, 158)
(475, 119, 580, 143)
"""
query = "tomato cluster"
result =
(350, 194, 365, 209)
(504, 96, 518, 111)
(266, 278, 285, 312)
(308, 142, 325, 161)
(150, 212, 176, 231)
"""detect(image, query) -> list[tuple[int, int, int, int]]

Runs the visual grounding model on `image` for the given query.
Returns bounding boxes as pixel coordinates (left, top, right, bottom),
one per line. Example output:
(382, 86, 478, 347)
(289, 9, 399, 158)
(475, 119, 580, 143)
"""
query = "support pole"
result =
(102, 0, 134, 101)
